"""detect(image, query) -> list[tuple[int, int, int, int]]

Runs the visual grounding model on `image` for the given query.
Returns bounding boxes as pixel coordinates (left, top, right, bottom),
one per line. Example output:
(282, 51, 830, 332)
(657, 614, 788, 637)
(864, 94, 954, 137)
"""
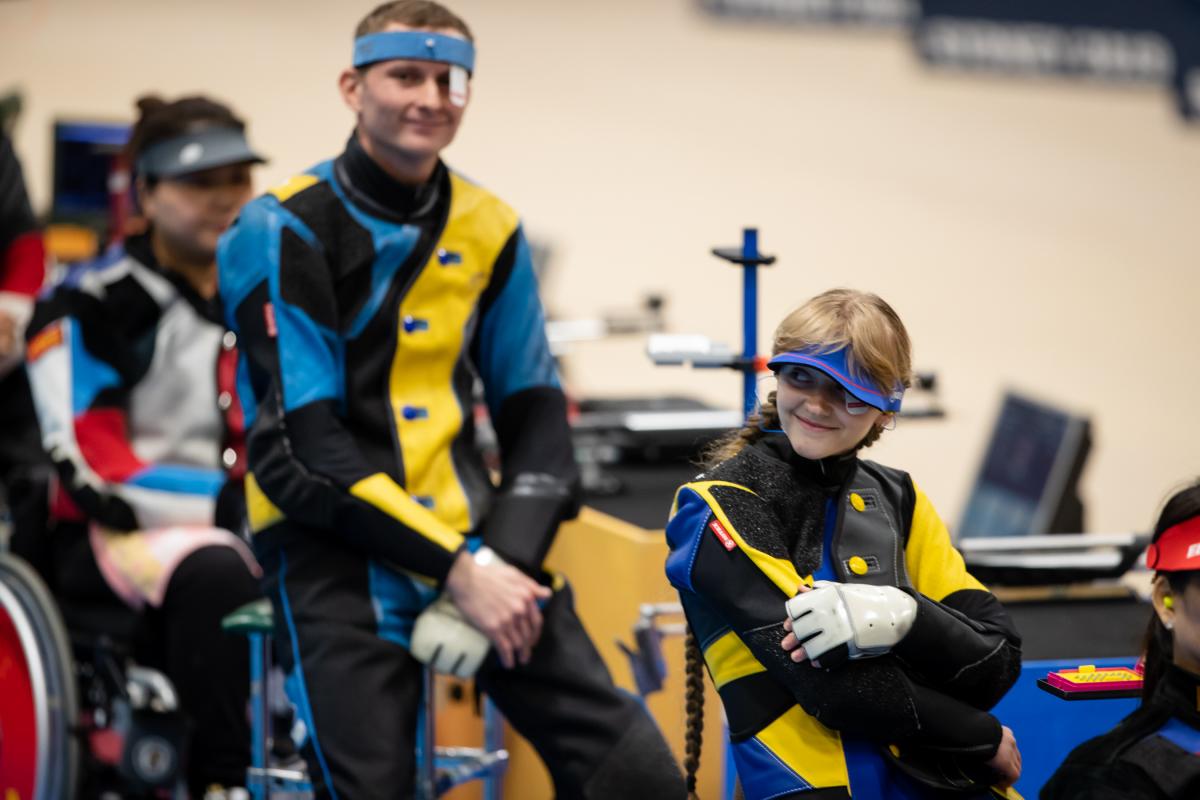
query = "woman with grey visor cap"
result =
(665, 288, 1024, 799)
(24, 94, 266, 799)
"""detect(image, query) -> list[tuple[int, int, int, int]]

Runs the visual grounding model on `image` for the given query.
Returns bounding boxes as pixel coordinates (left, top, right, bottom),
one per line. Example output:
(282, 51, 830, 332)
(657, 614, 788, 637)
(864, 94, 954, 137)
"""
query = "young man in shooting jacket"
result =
(217, 2, 684, 797)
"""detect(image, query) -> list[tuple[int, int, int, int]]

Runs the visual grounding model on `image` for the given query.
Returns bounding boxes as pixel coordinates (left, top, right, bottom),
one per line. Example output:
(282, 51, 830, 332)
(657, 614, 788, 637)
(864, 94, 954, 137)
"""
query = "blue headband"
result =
(353, 31, 475, 72)
(767, 348, 904, 413)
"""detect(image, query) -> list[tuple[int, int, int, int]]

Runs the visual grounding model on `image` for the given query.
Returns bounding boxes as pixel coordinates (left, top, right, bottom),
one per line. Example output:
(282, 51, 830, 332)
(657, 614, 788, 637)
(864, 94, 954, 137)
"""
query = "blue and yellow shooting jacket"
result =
(666, 435, 1022, 799)
(217, 136, 578, 584)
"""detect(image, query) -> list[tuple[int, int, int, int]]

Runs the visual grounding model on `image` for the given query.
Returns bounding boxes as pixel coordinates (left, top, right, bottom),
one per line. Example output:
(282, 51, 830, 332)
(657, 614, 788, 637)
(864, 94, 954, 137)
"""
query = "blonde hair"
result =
(703, 288, 913, 466)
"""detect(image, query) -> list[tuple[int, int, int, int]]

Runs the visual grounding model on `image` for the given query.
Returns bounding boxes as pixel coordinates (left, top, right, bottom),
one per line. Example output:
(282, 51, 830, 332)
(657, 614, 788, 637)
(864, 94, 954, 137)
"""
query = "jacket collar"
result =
(333, 132, 445, 222)
(753, 433, 858, 491)
(124, 233, 224, 325)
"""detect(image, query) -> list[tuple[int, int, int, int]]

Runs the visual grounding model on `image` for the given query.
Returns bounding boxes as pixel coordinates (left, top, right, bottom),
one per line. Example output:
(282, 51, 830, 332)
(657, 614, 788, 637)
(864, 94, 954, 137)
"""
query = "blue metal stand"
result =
(711, 228, 776, 420)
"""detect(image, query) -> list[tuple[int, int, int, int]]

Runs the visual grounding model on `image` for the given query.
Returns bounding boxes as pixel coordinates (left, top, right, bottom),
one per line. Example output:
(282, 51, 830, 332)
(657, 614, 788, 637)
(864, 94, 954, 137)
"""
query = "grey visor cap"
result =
(136, 126, 266, 179)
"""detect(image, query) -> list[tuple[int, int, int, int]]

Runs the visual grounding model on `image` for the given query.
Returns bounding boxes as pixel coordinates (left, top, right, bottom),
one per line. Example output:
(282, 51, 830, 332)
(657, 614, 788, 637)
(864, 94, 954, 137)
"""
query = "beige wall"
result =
(3, 0, 1199, 535)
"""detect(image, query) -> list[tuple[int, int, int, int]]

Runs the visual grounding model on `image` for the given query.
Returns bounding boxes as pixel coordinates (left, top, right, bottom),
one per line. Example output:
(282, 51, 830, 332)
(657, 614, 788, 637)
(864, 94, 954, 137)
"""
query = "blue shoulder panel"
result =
(68, 317, 122, 415)
(219, 162, 331, 326)
(221, 180, 336, 416)
(665, 487, 712, 594)
(238, 191, 343, 414)
(322, 171, 422, 341)
(218, 194, 281, 326)
(476, 227, 559, 416)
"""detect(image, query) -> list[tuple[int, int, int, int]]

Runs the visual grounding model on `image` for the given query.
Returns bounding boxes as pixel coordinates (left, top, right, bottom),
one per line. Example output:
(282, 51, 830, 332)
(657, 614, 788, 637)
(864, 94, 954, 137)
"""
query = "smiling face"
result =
(774, 364, 886, 460)
(340, 23, 468, 182)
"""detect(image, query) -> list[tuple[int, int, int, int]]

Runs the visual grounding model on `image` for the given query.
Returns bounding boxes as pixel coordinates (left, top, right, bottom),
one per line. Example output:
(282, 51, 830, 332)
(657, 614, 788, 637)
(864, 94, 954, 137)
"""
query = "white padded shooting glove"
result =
(410, 592, 491, 679)
(784, 580, 917, 662)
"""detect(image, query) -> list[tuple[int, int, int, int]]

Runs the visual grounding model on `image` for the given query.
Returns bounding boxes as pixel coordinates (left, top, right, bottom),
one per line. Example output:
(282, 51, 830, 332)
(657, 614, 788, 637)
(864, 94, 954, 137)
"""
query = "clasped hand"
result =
(411, 548, 550, 677)
(781, 580, 917, 666)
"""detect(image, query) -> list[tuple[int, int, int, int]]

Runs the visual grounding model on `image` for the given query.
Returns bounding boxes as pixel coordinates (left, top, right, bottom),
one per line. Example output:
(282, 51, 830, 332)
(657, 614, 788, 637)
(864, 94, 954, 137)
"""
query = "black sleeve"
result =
(892, 589, 1022, 710)
(472, 226, 580, 573)
(892, 481, 1022, 710)
(479, 387, 581, 574)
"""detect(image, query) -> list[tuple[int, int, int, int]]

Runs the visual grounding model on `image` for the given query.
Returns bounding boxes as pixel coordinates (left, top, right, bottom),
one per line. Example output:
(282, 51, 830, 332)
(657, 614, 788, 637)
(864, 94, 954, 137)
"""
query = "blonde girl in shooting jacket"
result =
(666, 288, 1023, 799)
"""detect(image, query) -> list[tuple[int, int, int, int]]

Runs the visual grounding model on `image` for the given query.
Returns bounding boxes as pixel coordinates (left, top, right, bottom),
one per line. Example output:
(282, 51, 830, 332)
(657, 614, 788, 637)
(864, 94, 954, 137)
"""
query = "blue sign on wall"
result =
(698, 0, 1200, 122)
(699, 0, 914, 27)
(916, 0, 1200, 121)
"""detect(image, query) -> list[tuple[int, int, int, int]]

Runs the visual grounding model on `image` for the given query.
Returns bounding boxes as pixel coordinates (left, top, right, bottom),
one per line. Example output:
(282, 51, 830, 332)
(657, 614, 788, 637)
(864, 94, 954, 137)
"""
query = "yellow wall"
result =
(3, 0, 1199, 532)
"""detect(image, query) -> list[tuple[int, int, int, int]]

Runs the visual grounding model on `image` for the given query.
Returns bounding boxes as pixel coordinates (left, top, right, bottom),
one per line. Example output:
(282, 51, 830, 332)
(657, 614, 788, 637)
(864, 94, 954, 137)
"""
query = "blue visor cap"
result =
(353, 31, 476, 72)
(136, 127, 265, 179)
(767, 348, 904, 413)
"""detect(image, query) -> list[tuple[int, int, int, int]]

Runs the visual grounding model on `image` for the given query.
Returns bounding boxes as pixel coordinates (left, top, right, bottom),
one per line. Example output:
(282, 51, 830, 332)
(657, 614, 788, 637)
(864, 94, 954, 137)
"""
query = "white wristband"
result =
(472, 545, 499, 567)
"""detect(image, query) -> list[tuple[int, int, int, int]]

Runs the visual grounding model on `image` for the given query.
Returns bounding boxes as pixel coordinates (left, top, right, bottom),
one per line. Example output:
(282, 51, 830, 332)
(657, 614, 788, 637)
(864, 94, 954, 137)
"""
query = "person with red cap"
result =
(1042, 483, 1200, 799)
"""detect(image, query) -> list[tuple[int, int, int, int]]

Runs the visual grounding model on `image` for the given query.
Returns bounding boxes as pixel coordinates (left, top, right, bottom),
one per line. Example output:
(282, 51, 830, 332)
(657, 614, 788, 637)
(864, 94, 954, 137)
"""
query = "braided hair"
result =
(683, 628, 705, 799)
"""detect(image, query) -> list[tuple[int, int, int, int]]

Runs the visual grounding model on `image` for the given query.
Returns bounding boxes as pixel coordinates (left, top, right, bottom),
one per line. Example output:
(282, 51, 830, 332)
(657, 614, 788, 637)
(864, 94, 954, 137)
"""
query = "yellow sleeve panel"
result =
(704, 630, 767, 690)
(904, 481, 986, 602)
(387, 173, 519, 533)
(686, 480, 807, 598)
(244, 472, 285, 533)
(268, 173, 320, 203)
(349, 473, 466, 555)
(756, 705, 849, 790)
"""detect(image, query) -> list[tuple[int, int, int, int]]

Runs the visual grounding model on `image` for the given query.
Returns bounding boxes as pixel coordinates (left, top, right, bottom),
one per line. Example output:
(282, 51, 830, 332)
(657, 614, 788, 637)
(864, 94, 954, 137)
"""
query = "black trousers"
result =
(52, 528, 259, 793)
(0, 367, 51, 571)
(258, 522, 685, 800)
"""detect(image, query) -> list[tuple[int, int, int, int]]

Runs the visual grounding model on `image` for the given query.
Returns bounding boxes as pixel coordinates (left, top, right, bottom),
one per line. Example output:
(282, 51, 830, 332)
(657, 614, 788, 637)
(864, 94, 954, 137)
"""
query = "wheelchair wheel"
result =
(0, 551, 79, 800)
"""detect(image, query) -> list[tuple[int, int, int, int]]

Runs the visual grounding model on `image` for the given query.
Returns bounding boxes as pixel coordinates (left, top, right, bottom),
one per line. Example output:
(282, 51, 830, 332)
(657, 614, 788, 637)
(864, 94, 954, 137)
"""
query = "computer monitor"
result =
(957, 391, 1091, 540)
(50, 119, 130, 230)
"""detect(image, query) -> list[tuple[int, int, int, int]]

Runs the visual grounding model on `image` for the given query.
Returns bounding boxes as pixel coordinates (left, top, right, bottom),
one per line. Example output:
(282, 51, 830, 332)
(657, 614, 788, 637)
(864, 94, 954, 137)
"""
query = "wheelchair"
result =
(0, 550, 77, 800)
(2, 542, 508, 800)
(0, 549, 192, 798)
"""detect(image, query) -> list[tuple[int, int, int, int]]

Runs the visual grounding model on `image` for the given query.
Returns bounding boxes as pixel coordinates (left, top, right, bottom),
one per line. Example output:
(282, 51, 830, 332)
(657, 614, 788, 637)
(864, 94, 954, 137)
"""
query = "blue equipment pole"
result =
(741, 228, 759, 420)
(711, 229, 775, 423)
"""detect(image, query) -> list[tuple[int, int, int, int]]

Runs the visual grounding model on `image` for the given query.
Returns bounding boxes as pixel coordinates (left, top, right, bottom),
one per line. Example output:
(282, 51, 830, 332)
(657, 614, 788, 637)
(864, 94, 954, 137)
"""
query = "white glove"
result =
(784, 581, 917, 662)
(410, 592, 491, 679)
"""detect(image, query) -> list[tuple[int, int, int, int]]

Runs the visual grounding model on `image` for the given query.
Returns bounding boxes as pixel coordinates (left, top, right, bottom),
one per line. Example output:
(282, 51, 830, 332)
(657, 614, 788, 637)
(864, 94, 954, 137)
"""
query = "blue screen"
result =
(52, 120, 130, 216)
(959, 394, 1074, 538)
